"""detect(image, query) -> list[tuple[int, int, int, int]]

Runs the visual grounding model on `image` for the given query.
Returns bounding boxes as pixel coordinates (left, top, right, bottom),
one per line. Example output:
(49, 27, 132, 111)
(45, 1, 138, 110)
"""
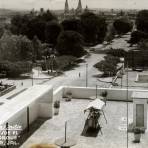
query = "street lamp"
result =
(32, 62, 34, 86)
(125, 52, 129, 148)
(86, 64, 88, 87)
(96, 85, 98, 98)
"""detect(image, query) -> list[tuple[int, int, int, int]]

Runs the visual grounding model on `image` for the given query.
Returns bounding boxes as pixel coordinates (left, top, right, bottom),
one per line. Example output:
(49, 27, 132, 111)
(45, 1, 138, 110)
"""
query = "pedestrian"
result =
(79, 72, 81, 77)
(21, 82, 23, 86)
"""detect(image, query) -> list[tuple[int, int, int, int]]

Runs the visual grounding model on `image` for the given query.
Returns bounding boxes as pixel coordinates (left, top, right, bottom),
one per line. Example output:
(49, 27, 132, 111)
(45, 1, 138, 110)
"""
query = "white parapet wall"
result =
(136, 74, 148, 82)
(62, 86, 148, 102)
(53, 86, 64, 101)
(0, 85, 53, 134)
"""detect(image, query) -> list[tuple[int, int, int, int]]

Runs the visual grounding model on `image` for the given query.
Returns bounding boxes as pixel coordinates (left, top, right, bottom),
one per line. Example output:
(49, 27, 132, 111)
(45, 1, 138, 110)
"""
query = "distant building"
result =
(64, 0, 69, 14)
(76, 0, 83, 15)
(63, 0, 84, 20)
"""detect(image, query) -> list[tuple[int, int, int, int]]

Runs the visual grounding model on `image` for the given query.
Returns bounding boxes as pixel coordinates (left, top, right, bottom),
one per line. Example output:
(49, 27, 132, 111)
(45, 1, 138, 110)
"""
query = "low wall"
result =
(136, 74, 148, 82)
(0, 85, 53, 142)
(63, 86, 148, 102)
(7, 101, 39, 133)
(53, 86, 64, 101)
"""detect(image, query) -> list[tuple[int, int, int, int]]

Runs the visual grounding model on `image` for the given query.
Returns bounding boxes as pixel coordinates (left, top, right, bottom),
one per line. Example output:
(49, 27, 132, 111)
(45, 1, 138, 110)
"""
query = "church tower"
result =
(64, 0, 69, 13)
(76, 0, 82, 13)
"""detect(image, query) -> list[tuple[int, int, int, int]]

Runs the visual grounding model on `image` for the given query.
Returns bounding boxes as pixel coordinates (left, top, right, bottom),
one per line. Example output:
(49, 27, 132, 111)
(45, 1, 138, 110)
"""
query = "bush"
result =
(104, 55, 120, 64)
(94, 55, 120, 76)
(133, 127, 142, 134)
(41, 55, 77, 71)
(0, 61, 32, 78)
(94, 60, 117, 76)
(106, 48, 127, 57)
(54, 100, 60, 108)
(55, 56, 77, 71)
(129, 31, 148, 45)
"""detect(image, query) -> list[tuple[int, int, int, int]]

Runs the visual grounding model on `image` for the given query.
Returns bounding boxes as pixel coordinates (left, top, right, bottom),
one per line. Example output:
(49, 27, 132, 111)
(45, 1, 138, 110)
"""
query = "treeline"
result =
(10, 10, 107, 47)
(0, 10, 108, 77)
(129, 10, 148, 45)
(127, 10, 148, 68)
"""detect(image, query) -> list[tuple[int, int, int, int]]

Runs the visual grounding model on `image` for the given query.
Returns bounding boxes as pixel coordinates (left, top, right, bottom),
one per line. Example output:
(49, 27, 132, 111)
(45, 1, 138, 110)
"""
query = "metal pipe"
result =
(126, 61, 129, 148)
(65, 121, 67, 143)
(6, 122, 8, 148)
(27, 107, 30, 132)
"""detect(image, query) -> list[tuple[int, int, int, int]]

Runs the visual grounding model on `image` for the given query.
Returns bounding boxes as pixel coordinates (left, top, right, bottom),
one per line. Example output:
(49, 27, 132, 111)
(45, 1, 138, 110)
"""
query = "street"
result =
(44, 53, 106, 89)
(0, 33, 132, 94)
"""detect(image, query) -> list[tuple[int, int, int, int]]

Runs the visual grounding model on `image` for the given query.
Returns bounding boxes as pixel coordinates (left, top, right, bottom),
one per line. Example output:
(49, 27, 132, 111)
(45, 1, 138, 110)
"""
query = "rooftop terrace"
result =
(21, 98, 148, 148)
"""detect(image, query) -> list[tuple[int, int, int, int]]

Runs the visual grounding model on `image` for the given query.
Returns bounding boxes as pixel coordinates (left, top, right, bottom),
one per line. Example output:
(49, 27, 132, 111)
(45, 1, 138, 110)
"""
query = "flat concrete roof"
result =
(0, 85, 52, 125)
(132, 91, 148, 99)
(21, 99, 148, 148)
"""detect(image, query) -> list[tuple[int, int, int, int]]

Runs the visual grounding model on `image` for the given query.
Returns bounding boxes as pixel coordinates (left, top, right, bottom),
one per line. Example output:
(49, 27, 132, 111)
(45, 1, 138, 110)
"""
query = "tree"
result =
(106, 48, 126, 57)
(129, 31, 148, 45)
(11, 10, 57, 42)
(138, 39, 148, 50)
(0, 61, 32, 78)
(45, 20, 61, 47)
(94, 60, 117, 76)
(11, 15, 30, 35)
(26, 18, 46, 41)
(113, 17, 133, 35)
(56, 31, 86, 57)
(0, 30, 33, 62)
(32, 36, 42, 60)
(136, 10, 148, 33)
(94, 54, 120, 77)
(61, 19, 82, 34)
(80, 12, 107, 45)
(104, 55, 120, 65)
(38, 9, 57, 22)
(105, 23, 116, 43)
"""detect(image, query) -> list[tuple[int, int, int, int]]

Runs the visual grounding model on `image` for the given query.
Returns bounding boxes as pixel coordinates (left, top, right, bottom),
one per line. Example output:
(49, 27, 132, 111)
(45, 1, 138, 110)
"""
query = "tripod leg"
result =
(102, 110, 107, 124)
(98, 124, 103, 135)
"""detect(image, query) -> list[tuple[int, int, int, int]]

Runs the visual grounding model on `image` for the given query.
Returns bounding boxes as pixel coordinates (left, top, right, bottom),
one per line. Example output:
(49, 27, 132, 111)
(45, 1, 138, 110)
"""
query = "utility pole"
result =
(32, 61, 34, 86)
(86, 64, 88, 87)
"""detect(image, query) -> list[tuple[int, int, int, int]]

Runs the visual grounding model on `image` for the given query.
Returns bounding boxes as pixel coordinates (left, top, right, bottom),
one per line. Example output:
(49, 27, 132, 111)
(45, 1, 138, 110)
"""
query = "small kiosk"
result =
(132, 91, 148, 131)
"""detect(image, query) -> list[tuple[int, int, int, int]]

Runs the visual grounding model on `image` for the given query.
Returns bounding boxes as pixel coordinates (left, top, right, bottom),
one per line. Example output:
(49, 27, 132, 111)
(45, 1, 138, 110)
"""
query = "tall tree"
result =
(0, 30, 33, 62)
(113, 17, 133, 35)
(80, 12, 107, 45)
(56, 31, 85, 57)
(136, 10, 148, 33)
(61, 19, 82, 34)
(105, 23, 116, 43)
(11, 10, 57, 42)
(32, 36, 42, 60)
(45, 20, 61, 47)
(129, 31, 148, 45)
(27, 18, 46, 41)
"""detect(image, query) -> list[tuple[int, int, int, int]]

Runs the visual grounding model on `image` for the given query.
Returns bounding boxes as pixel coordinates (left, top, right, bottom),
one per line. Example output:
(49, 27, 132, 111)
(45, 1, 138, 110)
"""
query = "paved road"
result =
(44, 53, 108, 89)
(0, 52, 107, 100)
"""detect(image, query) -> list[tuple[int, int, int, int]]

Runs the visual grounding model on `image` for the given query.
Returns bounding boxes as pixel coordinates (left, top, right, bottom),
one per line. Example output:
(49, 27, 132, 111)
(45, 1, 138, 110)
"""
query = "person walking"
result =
(79, 72, 81, 78)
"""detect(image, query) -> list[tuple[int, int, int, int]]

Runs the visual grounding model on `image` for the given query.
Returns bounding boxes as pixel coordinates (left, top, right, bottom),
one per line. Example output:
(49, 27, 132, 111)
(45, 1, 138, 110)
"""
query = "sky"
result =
(0, 0, 148, 10)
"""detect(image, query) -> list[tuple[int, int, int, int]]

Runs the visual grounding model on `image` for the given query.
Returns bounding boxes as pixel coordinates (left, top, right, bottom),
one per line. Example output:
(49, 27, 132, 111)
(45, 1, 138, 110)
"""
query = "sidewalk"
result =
(32, 69, 54, 79)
